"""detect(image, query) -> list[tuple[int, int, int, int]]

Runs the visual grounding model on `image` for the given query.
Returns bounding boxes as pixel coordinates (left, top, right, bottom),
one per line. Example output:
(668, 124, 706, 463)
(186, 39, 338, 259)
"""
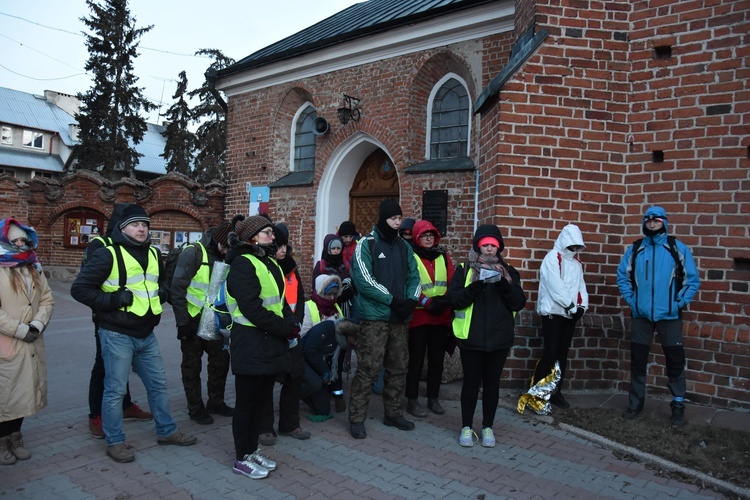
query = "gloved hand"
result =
(390, 297, 406, 316)
(402, 299, 418, 317)
(495, 278, 512, 292)
(341, 277, 352, 291)
(111, 288, 134, 309)
(21, 326, 39, 343)
(287, 325, 301, 342)
(467, 280, 486, 295)
(177, 325, 193, 341)
(571, 307, 585, 322)
(425, 296, 448, 315)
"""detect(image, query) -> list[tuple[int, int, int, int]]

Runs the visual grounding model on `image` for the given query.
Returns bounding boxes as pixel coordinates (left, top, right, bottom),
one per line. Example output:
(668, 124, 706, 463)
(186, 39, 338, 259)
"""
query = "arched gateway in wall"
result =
(315, 132, 399, 261)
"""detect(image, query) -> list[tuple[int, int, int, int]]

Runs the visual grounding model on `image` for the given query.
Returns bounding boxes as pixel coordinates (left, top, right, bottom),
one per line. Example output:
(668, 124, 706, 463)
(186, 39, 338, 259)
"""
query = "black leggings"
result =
(0, 418, 23, 438)
(459, 348, 510, 428)
(532, 314, 576, 391)
(232, 374, 275, 461)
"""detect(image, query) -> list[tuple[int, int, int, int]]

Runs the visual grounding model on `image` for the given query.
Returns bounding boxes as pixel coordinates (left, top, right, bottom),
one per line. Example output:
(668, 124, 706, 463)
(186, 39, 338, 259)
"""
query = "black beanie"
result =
(338, 221, 357, 237)
(472, 224, 505, 253)
(378, 198, 402, 225)
(118, 204, 150, 230)
(273, 224, 289, 247)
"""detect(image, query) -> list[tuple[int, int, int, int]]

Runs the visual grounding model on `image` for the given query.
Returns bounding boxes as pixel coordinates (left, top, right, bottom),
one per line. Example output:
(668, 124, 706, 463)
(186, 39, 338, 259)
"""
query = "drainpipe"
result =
(205, 67, 228, 113)
(474, 168, 479, 233)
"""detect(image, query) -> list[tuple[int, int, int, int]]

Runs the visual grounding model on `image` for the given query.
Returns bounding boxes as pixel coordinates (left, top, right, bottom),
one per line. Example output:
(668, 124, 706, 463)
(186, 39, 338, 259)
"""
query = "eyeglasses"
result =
(419, 233, 436, 239)
(258, 229, 275, 237)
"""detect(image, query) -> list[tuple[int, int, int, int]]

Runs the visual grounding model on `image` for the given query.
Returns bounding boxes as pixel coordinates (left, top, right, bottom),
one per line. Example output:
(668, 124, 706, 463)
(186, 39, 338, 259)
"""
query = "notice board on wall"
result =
(422, 190, 448, 236)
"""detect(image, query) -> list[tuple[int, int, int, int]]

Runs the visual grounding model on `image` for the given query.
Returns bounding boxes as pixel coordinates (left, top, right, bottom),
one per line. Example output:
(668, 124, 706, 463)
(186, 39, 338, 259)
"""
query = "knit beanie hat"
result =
(235, 215, 273, 242)
(328, 237, 343, 252)
(338, 221, 357, 237)
(211, 222, 231, 246)
(118, 204, 150, 230)
(378, 198, 402, 224)
(7, 223, 27, 242)
(399, 217, 416, 238)
(472, 224, 505, 253)
(273, 224, 289, 247)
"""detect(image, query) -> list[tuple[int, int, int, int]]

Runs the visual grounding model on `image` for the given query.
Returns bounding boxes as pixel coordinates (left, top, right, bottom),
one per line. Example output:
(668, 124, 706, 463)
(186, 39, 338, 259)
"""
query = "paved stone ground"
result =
(0, 280, 733, 499)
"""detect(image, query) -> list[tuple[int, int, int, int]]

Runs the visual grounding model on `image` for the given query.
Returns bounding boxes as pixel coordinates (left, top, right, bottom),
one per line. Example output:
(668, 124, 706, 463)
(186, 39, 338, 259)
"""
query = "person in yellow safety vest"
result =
(447, 224, 526, 449)
(257, 223, 311, 446)
(224, 216, 296, 480)
(405, 220, 455, 419)
(170, 221, 235, 426)
(299, 274, 343, 420)
(71, 204, 197, 464)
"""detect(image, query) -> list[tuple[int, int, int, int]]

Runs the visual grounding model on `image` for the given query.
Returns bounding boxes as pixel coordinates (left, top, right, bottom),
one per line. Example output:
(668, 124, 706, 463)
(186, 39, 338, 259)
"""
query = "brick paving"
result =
(0, 279, 741, 499)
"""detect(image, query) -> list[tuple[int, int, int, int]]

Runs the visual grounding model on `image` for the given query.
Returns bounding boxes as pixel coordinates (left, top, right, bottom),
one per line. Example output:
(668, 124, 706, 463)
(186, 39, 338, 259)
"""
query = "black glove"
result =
(467, 280, 486, 295)
(571, 307, 585, 322)
(28, 324, 40, 335)
(21, 327, 39, 343)
(341, 277, 352, 291)
(111, 288, 134, 309)
(402, 299, 418, 317)
(390, 297, 406, 316)
(177, 325, 194, 341)
(425, 296, 448, 315)
(495, 278, 512, 292)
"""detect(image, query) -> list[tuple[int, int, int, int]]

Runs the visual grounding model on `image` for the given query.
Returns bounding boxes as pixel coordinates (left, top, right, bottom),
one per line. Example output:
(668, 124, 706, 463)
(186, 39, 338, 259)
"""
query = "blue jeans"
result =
(99, 328, 177, 445)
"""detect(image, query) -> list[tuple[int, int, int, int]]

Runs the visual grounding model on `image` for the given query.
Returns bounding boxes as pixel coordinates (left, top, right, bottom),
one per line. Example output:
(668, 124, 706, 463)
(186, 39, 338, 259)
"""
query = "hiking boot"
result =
(106, 443, 135, 463)
(459, 426, 477, 447)
(189, 408, 214, 425)
(350, 422, 366, 439)
(407, 399, 427, 418)
(9, 432, 30, 460)
(89, 416, 105, 439)
(122, 403, 152, 421)
(157, 430, 197, 446)
(622, 401, 644, 420)
(670, 401, 686, 427)
(258, 432, 276, 446)
(207, 402, 234, 417)
(233, 457, 268, 479)
(248, 450, 277, 471)
(481, 427, 496, 448)
(334, 396, 346, 413)
(0, 436, 17, 465)
(383, 415, 415, 431)
(279, 427, 310, 440)
(550, 392, 570, 409)
(427, 399, 445, 415)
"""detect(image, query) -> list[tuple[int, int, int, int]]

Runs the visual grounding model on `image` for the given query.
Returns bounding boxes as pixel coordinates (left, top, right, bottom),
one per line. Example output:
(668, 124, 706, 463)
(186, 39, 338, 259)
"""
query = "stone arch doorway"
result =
(315, 132, 399, 263)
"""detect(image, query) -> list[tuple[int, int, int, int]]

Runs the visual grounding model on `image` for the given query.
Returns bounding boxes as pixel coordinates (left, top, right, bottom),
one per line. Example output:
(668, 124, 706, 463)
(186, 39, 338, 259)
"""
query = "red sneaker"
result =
(89, 416, 104, 439)
(123, 403, 153, 421)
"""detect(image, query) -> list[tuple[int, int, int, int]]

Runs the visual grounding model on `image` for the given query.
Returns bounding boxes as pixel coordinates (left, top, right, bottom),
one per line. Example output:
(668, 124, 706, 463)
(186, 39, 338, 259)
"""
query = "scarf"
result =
(311, 290, 339, 318)
(414, 244, 443, 261)
(325, 252, 344, 268)
(0, 240, 40, 269)
(467, 249, 511, 284)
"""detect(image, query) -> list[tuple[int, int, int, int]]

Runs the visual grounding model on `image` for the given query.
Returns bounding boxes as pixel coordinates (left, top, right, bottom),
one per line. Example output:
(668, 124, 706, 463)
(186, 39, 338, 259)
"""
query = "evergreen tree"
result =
(161, 71, 196, 175)
(75, 0, 155, 180)
(189, 49, 235, 184)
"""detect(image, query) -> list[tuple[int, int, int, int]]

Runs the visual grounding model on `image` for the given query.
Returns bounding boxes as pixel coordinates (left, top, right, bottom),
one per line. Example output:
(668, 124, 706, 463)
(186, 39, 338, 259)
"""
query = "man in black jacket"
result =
(170, 223, 233, 425)
(71, 204, 196, 463)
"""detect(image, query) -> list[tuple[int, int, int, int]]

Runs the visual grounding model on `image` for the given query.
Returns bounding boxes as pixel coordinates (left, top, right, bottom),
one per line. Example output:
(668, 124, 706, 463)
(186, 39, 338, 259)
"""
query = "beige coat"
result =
(0, 266, 54, 422)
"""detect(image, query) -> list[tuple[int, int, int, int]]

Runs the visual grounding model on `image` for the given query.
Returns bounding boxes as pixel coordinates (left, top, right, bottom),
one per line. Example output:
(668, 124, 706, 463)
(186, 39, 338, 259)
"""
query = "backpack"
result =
(163, 242, 193, 304)
(630, 235, 684, 295)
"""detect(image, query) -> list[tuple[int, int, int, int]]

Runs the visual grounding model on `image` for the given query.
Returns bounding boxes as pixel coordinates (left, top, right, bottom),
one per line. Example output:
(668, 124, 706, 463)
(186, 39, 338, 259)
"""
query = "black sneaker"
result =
(189, 408, 214, 425)
(350, 422, 366, 439)
(670, 401, 686, 427)
(207, 402, 234, 417)
(550, 392, 570, 409)
(383, 415, 415, 431)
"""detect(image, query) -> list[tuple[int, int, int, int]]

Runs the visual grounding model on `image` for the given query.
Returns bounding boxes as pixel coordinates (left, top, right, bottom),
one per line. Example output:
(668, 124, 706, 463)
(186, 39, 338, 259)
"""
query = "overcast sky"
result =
(0, 0, 362, 123)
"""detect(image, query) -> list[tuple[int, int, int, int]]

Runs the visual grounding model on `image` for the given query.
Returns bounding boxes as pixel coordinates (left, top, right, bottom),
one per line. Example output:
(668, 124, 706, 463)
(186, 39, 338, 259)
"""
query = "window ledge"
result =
(404, 157, 475, 173)
(268, 170, 314, 187)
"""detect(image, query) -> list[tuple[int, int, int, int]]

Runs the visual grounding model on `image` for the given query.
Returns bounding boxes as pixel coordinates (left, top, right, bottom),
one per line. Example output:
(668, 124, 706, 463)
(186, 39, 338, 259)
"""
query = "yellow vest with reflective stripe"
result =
(226, 254, 285, 327)
(452, 269, 475, 339)
(102, 246, 162, 316)
(185, 242, 209, 318)
(415, 254, 447, 303)
(305, 300, 343, 326)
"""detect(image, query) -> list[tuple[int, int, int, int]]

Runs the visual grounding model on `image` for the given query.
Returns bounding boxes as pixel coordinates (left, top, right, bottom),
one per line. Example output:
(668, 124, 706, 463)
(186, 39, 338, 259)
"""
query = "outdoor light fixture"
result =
(337, 94, 361, 125)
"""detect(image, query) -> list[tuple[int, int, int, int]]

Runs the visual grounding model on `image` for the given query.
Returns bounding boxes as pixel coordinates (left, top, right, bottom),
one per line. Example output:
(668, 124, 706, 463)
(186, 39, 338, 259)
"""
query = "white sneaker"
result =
(481, 427, 496, 448)
(459, 426, 477, 447)
(233, 458, 268, 479)
(249, 450, 277, 471)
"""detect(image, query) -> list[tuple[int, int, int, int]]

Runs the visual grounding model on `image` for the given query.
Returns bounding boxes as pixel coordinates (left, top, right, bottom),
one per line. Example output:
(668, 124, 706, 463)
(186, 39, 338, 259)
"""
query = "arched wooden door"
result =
(349, 149, 399, 234)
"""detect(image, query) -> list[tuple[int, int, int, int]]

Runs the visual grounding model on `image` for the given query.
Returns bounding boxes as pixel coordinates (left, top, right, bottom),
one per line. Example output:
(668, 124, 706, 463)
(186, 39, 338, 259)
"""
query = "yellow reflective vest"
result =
(452, 269, 475, 339)
(226, 254, 285, 327)
(101, 246, 162, 316)
(415, 254, 447, 305)
(185, 242, 209, 318)
(305, 300, 343, 326)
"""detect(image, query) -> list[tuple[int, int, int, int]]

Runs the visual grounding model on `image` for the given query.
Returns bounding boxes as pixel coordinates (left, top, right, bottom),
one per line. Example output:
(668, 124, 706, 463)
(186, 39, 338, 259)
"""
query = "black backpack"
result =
(630, 235, 684, 295)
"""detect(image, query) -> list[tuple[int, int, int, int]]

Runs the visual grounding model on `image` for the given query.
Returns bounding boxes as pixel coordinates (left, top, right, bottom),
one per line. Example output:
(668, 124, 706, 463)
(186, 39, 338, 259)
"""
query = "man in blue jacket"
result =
(616, 206, 700, 426)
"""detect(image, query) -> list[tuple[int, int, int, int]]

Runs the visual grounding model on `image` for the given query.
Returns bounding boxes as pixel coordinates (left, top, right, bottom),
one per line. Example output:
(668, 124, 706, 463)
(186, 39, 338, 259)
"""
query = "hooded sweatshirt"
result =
(536, 224, 589, 318)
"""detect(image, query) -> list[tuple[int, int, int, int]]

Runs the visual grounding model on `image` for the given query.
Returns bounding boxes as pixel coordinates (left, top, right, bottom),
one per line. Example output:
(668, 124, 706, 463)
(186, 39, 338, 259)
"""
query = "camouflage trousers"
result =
(348, 320, 409, 423)
(180, 334, 230, 414)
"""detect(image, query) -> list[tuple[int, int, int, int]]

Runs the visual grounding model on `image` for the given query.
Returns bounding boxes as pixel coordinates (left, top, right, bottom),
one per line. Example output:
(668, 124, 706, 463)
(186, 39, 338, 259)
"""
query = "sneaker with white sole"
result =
(248, 450, 277, 471)
(481, 427, 496, 448)
(233, 458, 268, 479)
(459, 426, 477, 447)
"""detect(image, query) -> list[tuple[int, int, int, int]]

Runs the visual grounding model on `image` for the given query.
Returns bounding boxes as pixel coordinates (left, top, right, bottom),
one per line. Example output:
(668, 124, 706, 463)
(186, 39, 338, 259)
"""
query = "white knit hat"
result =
(7, 223, 27, 242)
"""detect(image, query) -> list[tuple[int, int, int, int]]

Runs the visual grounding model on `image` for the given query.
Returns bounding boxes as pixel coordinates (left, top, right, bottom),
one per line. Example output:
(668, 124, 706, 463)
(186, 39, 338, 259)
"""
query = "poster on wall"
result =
(249, 186, 270, 216)
(64, 212, 104, 248)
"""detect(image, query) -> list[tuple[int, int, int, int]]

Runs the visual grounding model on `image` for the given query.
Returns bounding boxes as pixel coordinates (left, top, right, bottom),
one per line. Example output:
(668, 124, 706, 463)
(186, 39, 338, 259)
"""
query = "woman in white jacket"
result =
(533, 224, 588, 409)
